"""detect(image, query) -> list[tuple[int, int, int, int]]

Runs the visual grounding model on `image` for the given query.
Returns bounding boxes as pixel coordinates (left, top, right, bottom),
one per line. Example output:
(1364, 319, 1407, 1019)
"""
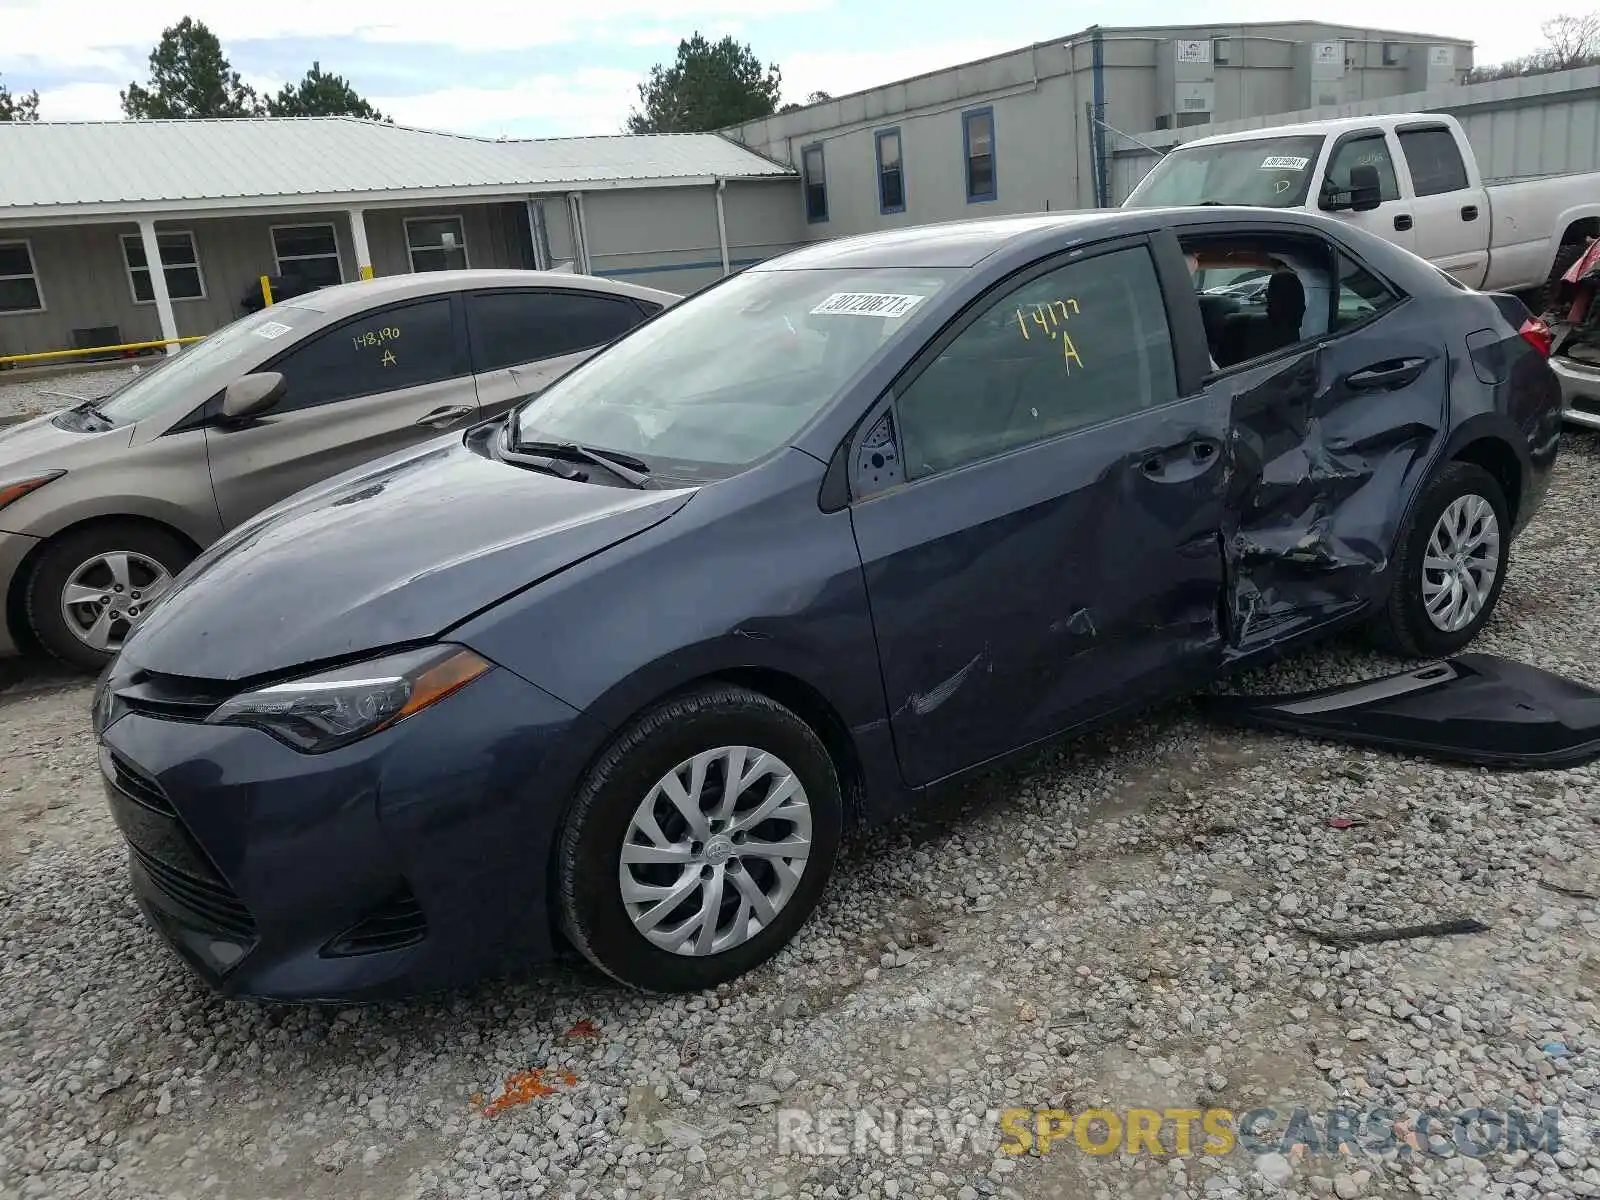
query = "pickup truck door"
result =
(1396, 122, 1491, 288)
(1319, 128, 1417, 254)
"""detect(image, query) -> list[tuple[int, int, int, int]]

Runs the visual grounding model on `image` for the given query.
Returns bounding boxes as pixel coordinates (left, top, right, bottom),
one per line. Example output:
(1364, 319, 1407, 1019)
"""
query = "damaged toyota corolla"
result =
(93, 207, 1563, 1001)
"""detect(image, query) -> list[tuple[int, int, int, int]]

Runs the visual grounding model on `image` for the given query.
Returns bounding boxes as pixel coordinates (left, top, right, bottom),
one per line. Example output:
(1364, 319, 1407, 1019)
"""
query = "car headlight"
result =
(0, 471, 65, 512)
(205, 644, 492, 753)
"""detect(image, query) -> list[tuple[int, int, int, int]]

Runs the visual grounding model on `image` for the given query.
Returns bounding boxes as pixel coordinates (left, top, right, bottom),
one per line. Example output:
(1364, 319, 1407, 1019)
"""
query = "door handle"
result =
(1344, 357, 1427, 391)
(414, 404, 476, 428)
(1461, 204, 1478, 222)
(1393, 214, 1413, 232)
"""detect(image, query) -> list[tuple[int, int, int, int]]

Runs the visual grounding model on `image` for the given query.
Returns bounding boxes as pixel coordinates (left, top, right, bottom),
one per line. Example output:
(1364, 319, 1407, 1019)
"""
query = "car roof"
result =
(282, 268, 679, 317)
(753, 206, 1389, 271)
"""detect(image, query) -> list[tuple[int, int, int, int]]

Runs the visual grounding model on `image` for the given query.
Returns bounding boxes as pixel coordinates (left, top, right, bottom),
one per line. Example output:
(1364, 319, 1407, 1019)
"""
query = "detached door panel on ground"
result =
(848, 241, 1230, 788)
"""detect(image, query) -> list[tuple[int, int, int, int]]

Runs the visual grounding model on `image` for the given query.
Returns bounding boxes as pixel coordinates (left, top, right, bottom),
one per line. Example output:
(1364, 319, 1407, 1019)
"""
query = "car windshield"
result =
(1123, 135, 1325, 209)
(511, 266, 959, 478)
(93, 304, 314, 425)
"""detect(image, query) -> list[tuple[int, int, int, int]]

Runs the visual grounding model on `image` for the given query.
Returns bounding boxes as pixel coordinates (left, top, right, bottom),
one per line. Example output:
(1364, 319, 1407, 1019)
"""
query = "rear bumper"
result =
(1550, 355, 1600, 430)
(0, 530, 40, 658)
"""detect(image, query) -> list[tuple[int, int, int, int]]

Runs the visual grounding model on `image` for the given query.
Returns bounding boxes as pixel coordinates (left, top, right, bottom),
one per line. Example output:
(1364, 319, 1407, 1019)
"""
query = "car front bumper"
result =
(1549, 355, 1600, 430)
(98, 663, 609, 1002)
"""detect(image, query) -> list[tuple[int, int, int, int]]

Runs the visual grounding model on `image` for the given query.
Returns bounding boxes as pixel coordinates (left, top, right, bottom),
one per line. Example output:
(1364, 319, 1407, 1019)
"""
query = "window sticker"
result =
(810, 292, 925, 318)
(254, 320, 293, 339)
(1259, 156, 1310, 171)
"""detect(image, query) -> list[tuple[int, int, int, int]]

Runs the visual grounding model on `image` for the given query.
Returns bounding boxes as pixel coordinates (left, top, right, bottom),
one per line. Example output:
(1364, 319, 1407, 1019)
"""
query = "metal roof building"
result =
(0, 119, 801, 361)
(726, 20, 1475, 235)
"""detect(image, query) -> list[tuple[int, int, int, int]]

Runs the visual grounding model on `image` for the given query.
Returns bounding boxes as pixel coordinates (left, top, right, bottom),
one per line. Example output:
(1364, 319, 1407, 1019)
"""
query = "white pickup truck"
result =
(1122, 112, 1600, 303)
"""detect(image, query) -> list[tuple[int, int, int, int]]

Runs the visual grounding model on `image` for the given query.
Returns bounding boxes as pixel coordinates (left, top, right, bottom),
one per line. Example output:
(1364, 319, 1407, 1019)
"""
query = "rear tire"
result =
(1370, 462, 1509, 659)
(25, 523, 193, 672)
(556, 685, 842, 993)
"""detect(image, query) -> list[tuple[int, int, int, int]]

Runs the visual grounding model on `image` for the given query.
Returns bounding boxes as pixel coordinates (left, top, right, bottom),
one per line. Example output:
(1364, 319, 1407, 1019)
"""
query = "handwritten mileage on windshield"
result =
(1015, 298, 1085, 373)
(352, 325, 401, 367)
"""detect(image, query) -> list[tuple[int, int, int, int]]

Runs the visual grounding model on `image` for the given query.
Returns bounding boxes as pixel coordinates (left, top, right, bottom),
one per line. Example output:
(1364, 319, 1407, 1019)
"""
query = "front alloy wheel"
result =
(26, 522, 194, 671)
(619, 746, 813, 957)
(557, 685, 842, 992)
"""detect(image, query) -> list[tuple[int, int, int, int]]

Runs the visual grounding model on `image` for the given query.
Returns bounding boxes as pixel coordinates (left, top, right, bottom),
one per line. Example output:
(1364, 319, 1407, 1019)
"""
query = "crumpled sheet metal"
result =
(1197, 653, 1600, 769)
(1221, 349, 1440, 649)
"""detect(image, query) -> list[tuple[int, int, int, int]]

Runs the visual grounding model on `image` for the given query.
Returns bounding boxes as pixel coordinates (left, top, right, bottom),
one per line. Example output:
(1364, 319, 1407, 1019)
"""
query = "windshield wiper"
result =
(69, 398, 115, 430)
(512, 439, 654, 488)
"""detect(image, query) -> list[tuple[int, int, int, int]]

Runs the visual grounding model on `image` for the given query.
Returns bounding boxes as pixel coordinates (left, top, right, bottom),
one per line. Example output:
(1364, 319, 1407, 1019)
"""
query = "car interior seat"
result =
(1218, 271, 1307, 366)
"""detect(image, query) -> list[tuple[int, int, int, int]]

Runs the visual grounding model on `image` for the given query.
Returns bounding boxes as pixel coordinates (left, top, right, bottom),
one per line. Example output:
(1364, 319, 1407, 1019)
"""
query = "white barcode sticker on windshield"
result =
(1259, 155, 1310, 170)
(810, 292, 926, 318)
(255, 321, 293, 339)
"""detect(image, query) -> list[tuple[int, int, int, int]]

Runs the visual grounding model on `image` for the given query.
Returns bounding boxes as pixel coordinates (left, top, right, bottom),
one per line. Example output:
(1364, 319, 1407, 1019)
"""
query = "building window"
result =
(801, 143, 828, 223)
(0, 240, 44, 314)
(406, 216, 469, 272)
(120, 231, 205, 304)
(273, 224, 344, 290)
(876, 128, 905, 214)
(963, 107, 996, 203)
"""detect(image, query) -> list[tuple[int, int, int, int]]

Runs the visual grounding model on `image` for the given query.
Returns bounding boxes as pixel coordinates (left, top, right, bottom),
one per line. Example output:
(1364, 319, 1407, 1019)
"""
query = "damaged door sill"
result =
(1195, 653, 1600, 769)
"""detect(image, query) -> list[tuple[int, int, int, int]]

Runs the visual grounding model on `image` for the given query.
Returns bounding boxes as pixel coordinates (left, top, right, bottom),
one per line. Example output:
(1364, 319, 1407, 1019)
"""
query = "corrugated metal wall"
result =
(1110, 65, 1600, 202)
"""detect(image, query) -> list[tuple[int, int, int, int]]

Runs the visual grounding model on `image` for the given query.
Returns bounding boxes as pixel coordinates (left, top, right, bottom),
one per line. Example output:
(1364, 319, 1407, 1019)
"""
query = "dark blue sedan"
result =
(94, 207, 1562, 1000)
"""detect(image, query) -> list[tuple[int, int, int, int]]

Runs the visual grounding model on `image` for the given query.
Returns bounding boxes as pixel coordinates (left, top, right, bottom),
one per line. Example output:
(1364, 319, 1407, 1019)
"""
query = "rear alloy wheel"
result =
(25, 523, 193, 671)
(1372, 462, 1510, 659)
(557, 685, 842, 992)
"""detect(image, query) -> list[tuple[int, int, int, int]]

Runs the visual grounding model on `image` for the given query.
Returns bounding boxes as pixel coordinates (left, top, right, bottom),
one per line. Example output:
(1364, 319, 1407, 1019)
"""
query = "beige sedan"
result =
(0, 269, 677, 669)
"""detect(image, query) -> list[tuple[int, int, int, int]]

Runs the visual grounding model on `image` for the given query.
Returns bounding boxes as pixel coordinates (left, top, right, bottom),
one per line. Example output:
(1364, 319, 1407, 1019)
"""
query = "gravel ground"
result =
(1, 432, 1598, 1200)
(0, 366, 141, 422)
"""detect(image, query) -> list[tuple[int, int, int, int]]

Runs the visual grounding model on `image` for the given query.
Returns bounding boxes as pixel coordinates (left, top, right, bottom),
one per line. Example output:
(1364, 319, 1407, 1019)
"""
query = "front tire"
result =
(1372, 462, 1509, 659)
(556, 685, 842, 993)
(25, 523, 193, 671)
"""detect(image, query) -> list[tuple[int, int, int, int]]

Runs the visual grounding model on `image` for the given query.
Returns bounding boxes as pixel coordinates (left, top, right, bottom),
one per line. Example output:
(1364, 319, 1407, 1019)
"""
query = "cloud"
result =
(372, 69, 641, 137)
(0, 0, 832, 61)
(36, 82, 125, 121)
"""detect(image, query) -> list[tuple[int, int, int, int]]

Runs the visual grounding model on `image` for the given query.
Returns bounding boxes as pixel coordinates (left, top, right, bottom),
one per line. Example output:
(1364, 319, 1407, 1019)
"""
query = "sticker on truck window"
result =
(810, 292, 925, 318)
(1259, 156, 1310, 171)
(254, 321, 293, 339)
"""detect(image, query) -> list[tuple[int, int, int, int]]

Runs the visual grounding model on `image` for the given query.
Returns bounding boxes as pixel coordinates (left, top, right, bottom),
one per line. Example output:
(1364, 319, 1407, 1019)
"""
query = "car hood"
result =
(121, 435, 696, 681)
(0, 410, 133, 465)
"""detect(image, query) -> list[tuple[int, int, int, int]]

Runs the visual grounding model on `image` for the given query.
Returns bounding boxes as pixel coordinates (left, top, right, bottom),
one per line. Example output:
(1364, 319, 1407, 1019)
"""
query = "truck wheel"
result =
(1370, 462, 1509, 660)
(25, 523, 193, 672)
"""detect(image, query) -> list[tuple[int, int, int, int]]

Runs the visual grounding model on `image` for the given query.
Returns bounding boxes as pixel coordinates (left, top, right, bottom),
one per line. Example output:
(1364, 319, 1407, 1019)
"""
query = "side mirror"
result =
(1320, 164, 1383, 213)
(220, 371, 285, 421)
(1348, 164, 1383, 212)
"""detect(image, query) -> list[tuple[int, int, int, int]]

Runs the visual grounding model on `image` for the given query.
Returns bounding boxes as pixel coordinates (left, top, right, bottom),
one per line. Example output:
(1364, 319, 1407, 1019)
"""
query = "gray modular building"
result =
(727, 21, 1474, 234)
(0, 118, 801, 360)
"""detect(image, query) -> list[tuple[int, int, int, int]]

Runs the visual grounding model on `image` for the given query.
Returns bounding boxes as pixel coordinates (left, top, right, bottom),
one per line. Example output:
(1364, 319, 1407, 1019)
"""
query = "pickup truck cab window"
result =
(1324, 133, 1401, 204)
(1397, 127, 1470, 196)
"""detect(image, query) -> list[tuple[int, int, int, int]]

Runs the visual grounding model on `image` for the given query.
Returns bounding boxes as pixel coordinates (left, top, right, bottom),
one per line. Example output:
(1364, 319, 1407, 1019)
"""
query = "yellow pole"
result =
(260, 275, 274, 307)
(0, 336, 204, 367)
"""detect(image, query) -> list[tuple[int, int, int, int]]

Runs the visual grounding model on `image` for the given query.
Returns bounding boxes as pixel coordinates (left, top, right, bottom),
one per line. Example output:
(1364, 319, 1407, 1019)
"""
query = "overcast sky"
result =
(0, 0, 1569, 137)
